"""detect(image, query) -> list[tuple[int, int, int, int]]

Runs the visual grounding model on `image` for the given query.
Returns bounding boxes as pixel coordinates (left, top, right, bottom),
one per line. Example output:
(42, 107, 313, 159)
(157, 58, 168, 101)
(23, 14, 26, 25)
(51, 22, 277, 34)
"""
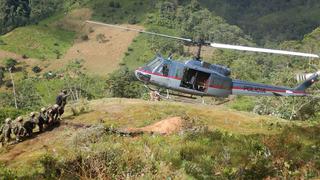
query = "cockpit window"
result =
(146, 57, 163, 72)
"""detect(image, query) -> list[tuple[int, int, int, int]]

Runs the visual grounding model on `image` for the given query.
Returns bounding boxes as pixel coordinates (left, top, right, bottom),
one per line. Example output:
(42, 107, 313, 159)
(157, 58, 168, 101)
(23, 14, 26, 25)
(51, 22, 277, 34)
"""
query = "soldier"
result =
(23, 112, 36, 137)
(48, 104, 59, 126)
(37, 107, 48, 132)
(13, 116, 25, 142)
(56, 90, 69, 117)
(0, 118, 12, 145)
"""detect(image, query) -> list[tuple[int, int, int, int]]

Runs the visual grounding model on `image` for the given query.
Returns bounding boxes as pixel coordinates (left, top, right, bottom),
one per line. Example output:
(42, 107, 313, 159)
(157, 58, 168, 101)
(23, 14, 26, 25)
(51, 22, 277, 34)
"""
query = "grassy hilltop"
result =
(0, 99, 319, 179)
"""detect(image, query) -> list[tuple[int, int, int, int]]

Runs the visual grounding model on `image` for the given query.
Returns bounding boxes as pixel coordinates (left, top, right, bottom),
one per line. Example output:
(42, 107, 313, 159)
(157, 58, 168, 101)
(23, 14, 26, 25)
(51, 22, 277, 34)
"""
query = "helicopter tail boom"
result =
(294, 71, 319, 92)
(232, 80, 307, 97)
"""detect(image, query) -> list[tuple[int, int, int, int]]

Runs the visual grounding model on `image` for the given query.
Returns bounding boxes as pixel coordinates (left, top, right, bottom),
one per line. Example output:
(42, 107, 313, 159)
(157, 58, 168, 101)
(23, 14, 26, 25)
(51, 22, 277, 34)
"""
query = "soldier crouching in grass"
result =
(23, 112, 36, 137)
(12, 116, 25, 143)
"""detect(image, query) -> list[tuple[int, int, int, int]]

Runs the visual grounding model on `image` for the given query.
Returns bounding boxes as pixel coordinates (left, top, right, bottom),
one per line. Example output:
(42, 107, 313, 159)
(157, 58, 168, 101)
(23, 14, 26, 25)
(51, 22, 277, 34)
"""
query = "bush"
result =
(39, 154, 61, 179)
(128, 16, 139, 24)
(0, 164, 17, 179)
(32, 66, 42, 73)
(0, 107, 24, 124)
(105, 66, 146, 98)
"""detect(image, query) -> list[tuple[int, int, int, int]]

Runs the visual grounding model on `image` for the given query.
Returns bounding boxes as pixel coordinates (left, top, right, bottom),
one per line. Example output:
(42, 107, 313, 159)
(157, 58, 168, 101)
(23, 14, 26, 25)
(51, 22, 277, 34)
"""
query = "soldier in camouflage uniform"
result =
(23, 112, 36, 137)
(13, 116, 25, 142)
(38, 107, 48, 132)
(56, 90, 69, 117)
(0, 118, 12, 145)
(48, 104, 59, 127)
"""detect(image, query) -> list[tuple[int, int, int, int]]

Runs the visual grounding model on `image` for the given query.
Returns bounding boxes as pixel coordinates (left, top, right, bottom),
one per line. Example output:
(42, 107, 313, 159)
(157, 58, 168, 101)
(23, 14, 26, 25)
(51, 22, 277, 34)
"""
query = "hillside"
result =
(0, 1, 320, 179)
(1, 98, 319, 179)
(199, 0, 320, 44)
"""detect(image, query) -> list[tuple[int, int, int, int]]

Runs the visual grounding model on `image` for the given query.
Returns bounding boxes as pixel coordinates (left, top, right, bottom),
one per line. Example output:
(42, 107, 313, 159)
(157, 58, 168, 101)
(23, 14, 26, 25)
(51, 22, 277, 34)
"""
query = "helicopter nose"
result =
(134, 69, 141, 80)
(135, 68, 151, 82)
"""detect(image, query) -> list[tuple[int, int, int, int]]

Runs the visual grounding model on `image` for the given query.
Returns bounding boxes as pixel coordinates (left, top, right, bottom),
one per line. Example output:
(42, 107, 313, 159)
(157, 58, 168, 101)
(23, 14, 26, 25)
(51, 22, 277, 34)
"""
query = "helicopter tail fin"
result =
(294, 71, 320, 91)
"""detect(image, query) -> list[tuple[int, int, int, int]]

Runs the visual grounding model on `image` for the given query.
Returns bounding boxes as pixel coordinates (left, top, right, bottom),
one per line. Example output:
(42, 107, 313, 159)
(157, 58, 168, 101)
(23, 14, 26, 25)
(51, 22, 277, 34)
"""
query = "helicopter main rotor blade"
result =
(86, 20, 193, 42)
(87, 20, 318, 58)
(210, 43, 319, 58)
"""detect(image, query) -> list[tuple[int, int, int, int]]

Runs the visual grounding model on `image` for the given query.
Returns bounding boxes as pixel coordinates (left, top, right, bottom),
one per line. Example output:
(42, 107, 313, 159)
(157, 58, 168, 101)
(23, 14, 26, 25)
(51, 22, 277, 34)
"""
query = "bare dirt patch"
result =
(58, 23, 142, 75)
(125, 116, 184, 135)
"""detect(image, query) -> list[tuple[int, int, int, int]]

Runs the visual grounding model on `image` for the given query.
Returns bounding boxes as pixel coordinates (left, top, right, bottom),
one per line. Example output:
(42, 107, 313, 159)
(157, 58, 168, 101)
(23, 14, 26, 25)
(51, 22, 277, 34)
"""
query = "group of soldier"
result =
(0, 90, 69, 146)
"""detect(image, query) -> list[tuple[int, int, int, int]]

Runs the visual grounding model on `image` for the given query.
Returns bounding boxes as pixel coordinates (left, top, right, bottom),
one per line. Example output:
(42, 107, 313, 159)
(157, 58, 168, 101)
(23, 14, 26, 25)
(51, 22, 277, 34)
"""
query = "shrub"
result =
(39, 154, 61, 179)
(32, 66, 42, 73)
(128, 16, 139, 24)
(0, 164, 17, 179)
(105, 66, 146, 98)
(0, 107, 24, 124)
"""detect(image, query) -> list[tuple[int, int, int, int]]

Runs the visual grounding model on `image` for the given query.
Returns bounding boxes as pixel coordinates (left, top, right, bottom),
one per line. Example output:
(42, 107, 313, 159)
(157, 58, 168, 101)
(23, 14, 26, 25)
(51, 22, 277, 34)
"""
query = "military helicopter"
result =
(87, 21, 320, 98)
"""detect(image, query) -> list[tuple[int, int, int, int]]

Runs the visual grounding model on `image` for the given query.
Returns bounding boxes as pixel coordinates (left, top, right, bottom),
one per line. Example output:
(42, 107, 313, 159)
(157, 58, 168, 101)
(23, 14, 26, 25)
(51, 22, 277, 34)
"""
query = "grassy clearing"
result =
(90, 0, 155, 24)
(0, 21, 75, 60)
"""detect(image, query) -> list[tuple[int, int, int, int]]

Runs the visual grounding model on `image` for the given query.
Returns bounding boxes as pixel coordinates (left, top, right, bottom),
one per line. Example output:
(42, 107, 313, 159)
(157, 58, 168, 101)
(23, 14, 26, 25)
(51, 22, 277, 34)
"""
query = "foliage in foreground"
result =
(13, 124, 320, 179)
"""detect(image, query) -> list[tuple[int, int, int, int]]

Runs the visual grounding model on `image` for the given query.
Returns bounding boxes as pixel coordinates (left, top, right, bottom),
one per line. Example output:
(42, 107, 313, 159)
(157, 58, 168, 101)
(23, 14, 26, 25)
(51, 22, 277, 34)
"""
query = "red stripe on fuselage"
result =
(136, 69, 306, 95)
(138, 69, 182, 80)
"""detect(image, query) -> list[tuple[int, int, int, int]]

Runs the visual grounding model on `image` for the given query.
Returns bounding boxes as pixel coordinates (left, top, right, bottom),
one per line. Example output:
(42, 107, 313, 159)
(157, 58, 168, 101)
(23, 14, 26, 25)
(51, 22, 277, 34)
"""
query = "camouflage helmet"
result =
(30, 112, 36, 117)
(16, 116, 23, 122)
(5, 118, 12, 123)
(53, 104, 59, 109)
(41, 107, 46, 112)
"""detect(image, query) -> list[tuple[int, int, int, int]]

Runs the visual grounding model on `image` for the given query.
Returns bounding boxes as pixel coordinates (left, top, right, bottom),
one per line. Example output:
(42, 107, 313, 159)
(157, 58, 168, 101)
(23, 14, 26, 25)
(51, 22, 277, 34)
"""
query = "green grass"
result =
(90, 0, 155, 24)
(228, 96, 256, 112)
(0, 22, 75, 60)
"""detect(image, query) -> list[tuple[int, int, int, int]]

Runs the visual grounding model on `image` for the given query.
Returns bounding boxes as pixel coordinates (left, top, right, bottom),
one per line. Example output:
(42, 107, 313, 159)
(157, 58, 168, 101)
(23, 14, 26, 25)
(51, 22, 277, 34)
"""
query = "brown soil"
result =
(58, 23, 141, 75)
(125, 116, 184, 135)
(0, 122, 88, 167)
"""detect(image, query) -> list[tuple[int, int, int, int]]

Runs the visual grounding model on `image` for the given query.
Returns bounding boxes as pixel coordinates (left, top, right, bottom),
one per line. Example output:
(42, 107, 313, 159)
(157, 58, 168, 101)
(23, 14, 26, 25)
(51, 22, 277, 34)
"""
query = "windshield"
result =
(146, 57, 164, 72)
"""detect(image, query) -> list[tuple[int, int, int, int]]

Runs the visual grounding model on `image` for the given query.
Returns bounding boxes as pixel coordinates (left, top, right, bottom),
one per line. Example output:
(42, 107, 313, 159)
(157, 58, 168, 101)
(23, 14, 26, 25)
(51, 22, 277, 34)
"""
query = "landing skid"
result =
(144, 85, 207, 104)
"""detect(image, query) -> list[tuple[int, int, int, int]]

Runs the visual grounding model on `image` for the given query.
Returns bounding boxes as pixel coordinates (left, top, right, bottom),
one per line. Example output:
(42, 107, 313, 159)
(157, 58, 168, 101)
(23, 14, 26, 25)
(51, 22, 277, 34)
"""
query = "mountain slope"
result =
(0, 98, 319, 179)
(199, 0, 320, 44)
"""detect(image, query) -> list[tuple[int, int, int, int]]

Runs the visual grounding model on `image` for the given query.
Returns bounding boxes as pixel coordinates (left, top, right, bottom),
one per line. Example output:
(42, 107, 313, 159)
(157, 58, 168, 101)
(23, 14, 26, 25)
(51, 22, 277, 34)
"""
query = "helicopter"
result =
(87, 21, 320, 98)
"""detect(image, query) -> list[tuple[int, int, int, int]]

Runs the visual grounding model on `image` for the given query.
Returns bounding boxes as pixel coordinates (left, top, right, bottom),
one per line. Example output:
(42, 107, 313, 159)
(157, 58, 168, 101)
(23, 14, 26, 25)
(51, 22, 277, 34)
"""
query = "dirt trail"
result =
(0, 122, 89, 167)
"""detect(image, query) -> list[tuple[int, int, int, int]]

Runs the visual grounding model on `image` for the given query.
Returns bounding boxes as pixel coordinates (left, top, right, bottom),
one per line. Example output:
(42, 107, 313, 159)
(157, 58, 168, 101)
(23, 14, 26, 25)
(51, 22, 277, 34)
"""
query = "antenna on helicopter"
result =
(86, 20, 319, 59)
(195, 43, 202, 61)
